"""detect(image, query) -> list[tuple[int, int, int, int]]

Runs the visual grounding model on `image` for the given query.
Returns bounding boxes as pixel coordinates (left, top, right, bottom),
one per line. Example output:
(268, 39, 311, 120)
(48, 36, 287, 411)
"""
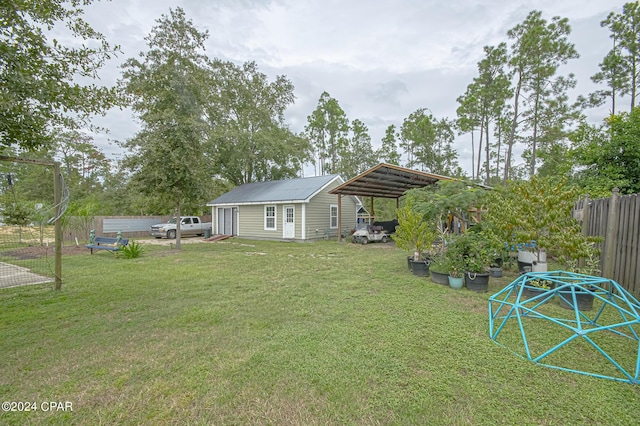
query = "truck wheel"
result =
(382, 236, 388, 243)
(351, 236, 357, 243)
(167, 230, 176, 239)
(361, 236, 368, 245)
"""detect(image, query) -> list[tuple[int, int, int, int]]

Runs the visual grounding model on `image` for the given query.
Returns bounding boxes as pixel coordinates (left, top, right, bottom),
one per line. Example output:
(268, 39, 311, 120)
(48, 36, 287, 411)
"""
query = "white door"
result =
(283, 206, 295, 239)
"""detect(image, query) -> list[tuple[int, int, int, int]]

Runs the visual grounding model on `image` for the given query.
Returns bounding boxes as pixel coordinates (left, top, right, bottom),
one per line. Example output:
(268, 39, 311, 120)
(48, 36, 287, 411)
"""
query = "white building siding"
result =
(209, 177, 356, 241)
(306, 180, 357, 239)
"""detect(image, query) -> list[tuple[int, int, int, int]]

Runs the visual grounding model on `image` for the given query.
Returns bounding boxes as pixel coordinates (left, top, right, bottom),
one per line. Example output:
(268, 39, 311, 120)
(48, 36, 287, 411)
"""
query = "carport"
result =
(329, 163, 454, 241)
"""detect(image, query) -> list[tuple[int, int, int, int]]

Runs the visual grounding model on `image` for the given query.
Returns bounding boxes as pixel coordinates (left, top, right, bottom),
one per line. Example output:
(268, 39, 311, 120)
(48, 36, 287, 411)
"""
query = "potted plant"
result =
(438, 234, 462, 289)
(522, 276, 555, 302)
(489, 250, 505, 277)
(428, 252, 449, 285)
(558, 284, 596, 311)
(557, 248, 601, 311)
(448, 264, 464, 289)
(489, 265, 503, 277)
(393, 203, 437, 277)
(454, 231, 495, 293)
(401, 181, 487, 279)
(447, 255, 465, 290)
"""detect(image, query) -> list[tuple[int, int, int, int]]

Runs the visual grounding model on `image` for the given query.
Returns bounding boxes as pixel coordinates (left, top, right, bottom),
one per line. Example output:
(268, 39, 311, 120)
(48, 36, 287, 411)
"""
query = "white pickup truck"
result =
(150, 216, 212, 239)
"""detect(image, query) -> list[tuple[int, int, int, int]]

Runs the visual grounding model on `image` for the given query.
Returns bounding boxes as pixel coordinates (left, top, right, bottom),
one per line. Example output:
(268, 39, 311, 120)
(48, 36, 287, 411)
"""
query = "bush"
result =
(483, 176, 599, 269)
(118, 240, 144, 259)
(393, 202, 437, 260)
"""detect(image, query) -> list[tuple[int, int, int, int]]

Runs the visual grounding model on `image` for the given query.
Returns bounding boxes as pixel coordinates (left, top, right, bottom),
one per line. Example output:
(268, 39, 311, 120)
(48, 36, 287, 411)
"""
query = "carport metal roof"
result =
(329, 163, 455, 242)
(329, 163, 453, 199)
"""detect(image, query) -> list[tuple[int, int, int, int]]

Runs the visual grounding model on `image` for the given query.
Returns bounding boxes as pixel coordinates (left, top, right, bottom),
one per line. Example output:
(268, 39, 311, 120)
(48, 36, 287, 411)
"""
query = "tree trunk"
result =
(504, 76, 522, 185)
(485, 119, 490, 185)
(470, 129, 475, 181)
(632, 54, 637, 111)
(476, 119, 484, 180)
(176, 201, 181, 250)
(612, 83, 616, 116)
(495, 112, 502, 182)
(530, 91, 540, 177)
(610, 36, 618, 116)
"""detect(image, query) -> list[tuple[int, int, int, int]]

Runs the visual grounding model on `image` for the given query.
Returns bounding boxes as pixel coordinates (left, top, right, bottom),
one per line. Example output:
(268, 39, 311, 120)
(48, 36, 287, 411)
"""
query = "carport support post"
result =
(370, 197, 374, 222)
(337, 194, 342, 242)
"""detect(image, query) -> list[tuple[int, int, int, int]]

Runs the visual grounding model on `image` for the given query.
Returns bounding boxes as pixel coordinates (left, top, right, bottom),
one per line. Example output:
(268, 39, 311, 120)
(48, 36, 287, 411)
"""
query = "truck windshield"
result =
(167, 218, 177, 224)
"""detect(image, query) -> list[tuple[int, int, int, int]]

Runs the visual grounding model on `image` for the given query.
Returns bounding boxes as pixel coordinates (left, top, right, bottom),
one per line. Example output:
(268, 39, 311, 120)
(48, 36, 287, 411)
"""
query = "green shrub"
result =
(393, 202, 437, 260)
(118, 240, 144, 259)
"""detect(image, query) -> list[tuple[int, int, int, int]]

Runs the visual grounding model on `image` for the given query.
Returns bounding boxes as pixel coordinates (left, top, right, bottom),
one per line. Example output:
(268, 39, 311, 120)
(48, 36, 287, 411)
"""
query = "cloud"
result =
(367, 80, 409, 108)
(75, 0, 627, 177)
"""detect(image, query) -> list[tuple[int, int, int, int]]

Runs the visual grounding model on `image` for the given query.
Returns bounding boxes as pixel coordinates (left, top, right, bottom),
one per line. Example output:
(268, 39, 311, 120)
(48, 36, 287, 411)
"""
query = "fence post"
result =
(603, 188, 620, 279)
(578, 194, 590, 269)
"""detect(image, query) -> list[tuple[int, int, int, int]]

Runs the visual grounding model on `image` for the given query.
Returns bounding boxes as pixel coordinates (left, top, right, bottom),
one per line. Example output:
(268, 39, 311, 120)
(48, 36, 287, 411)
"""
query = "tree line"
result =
(1, 1, 639, 220)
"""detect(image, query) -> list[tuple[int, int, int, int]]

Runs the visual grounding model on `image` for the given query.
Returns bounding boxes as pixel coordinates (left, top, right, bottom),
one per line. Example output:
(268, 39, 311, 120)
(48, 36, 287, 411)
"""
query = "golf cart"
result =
(351, 223, 389, 244)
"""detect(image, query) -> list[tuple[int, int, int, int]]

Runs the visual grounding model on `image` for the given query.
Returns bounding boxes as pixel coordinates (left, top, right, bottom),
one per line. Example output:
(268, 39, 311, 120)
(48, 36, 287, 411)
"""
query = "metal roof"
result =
(329, 163, 453, 198)
(207, 174, 342, 206)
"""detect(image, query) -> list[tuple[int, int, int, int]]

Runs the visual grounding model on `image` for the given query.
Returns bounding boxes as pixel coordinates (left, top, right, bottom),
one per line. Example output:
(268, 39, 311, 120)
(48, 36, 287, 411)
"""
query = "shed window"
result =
(330, 205, 338, 229)
(265, 205, 276, 230)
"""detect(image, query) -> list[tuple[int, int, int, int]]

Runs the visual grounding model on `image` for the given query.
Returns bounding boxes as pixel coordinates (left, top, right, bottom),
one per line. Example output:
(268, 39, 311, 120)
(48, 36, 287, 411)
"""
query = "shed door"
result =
(283, 206, 295, 239)
(218, 208, 237, 236)
(232, 207, 238, 235)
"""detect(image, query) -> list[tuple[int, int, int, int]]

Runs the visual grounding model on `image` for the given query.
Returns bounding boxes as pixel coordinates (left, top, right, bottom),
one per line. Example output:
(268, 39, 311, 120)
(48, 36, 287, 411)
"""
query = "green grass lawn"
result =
(1, 239, 638, 425)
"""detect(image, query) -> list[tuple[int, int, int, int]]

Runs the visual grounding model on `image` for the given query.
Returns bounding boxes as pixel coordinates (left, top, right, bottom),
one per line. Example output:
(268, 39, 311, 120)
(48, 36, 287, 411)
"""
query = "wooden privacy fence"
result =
(574, 189, 639, 297)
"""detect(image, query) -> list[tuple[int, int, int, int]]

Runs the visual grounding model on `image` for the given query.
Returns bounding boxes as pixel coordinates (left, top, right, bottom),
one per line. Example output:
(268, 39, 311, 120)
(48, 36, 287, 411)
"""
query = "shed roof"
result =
(207, 174, 342, 206)
(329, 163, 453, 199)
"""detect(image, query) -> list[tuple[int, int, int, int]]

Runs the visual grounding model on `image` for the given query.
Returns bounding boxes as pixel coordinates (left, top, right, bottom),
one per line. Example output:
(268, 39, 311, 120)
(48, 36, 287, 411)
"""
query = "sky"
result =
(72, 0, 628, 177)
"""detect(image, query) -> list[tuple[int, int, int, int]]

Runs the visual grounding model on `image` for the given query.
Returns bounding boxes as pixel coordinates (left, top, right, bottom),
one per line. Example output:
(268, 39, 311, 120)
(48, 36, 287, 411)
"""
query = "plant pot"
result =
(522, 278, 556, 302)
(464, 272, 490, 293)
(558, 286, 595, 311)
(411, 260, 430, 277)
(517, 251, 547, 273)
(489, 267, 503, 278)
(448, 275, 464, 289)
(517, 250, 546, 263)
(522, 287, 554, 303)
(523, 286, 545, 299)
(531, 261, 547, 272)
(430, 270, 449, 285)
(518, 263, 532, 274)
(409, 255, 431, 271)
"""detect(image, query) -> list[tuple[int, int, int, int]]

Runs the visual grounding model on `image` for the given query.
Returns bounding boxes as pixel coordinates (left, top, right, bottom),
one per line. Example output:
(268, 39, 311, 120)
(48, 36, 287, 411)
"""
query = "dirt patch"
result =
(2, 246, 49, 260)
(61, 245, 90, 256)
(349, 241, 397, 249)
(136, 237, 212, 246)
(2, 245, 90, 260)
(0, 237, 213, 260)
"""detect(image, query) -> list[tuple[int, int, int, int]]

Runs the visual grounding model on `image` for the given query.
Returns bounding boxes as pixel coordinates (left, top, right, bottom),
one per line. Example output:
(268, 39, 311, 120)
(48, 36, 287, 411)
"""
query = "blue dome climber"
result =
(489, 271, 640, 384)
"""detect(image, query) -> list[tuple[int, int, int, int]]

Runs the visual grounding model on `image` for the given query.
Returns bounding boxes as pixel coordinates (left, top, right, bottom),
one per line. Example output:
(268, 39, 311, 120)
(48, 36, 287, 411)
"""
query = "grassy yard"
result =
(0, 239, 638, 425)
